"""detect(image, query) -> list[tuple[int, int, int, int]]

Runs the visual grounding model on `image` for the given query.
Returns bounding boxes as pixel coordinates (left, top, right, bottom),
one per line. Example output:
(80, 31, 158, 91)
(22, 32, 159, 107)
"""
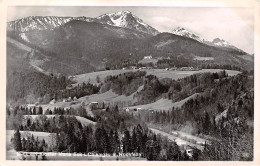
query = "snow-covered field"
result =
(128, 93, 199, 111)
(7, 37, 31, 52)
(23, 115, 96, 126)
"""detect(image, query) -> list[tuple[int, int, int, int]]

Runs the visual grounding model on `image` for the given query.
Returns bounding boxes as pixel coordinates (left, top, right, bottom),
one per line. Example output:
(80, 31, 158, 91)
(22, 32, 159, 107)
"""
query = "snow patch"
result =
(20, 33, 30, 42)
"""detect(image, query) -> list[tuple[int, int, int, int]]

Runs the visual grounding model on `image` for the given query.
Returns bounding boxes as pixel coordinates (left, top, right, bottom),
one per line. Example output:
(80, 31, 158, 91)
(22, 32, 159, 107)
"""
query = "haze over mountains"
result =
(7, 10, 253, 76)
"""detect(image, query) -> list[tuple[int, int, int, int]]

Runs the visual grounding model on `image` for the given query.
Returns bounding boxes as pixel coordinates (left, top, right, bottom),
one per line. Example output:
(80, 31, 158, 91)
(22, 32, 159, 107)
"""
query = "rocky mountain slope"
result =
(7, 11, 159, 35)
(96, 10, 159, 35)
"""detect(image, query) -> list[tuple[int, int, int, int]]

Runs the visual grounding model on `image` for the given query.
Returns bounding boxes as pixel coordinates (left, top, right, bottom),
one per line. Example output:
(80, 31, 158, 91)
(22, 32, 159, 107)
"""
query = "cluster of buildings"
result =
(125, 107, 142, 112)
(62, 96, 78, 103)
(143, 56, 153, 59)
(165, 66, 201, 71)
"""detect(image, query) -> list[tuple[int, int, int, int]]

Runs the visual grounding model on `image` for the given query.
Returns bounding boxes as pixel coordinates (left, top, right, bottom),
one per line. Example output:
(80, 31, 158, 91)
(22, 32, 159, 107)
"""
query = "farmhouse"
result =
(185, 147, 193, 158)
(68, 75, 75, 79)
(26, 104, 36, 109)
(49, 99, 56, 104)
(143, 56, 152, 59)
(67, 97, 72, 102)
(64, 107, 70, 111)
(136, 108, 142, 112)
(90, 102, 99, 110)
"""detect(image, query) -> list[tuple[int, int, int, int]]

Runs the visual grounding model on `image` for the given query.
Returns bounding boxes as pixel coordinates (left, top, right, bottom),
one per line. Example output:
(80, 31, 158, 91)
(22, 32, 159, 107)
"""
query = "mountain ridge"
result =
(171, 27, 247, 54)
(7, 12, 253, 76)
(7, 11, 159, 35)
(8, 12, 247, 53)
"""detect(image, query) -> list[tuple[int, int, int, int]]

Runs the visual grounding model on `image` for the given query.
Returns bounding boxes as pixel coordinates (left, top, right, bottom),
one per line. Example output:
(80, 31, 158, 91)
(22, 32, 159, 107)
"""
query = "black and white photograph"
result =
(3, 2, 259, 162)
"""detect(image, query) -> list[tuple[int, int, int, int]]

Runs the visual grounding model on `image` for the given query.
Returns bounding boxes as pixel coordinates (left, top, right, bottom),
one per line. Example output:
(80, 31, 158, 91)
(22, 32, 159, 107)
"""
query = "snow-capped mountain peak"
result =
(7, 16, 95, 32)
(96, 10, 159, 35)
(111, 10, 132, 16)
(171, 27, 206, 43)
(212, 38, 231, 47)
(7, 11, 159, 35)
(210, 38, 245, 52)
(173, 27, 185, 32)
(171, 27, 245, 53)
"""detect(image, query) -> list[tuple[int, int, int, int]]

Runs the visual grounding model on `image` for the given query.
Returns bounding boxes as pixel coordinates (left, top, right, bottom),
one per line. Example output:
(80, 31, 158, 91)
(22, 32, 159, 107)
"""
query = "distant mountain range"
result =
(8, 11, 248, 53)
(171, 27, 246, 53)
(7, 10, 159, 35)
(7, 10, 253, 76)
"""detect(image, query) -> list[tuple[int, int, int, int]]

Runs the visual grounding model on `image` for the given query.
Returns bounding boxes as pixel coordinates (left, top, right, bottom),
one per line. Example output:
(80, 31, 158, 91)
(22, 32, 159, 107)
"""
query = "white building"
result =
(64, 107, 70, 111)
(26, 104, 36, 109)
(49, 99, 56, 104)
(144, 56, 152, 59)
(136, 108, 142, 112)
(67, 97, 72, 102)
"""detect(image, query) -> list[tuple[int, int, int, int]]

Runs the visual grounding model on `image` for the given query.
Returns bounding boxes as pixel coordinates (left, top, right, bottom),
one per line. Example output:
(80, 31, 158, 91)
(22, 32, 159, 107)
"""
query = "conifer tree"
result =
(113, 130, 120, 154)
(33, 107, 36, 115)
(122, 129, 131, 153)
(131, 129, 138, 152)
(38, 106, 43, 115)
(13, 129, 22, 151)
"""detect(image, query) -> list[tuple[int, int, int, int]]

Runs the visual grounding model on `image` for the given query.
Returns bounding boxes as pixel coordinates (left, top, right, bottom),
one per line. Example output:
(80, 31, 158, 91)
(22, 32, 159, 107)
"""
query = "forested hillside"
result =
(7, 72, 71, 104)
(137, 73, 254, 160)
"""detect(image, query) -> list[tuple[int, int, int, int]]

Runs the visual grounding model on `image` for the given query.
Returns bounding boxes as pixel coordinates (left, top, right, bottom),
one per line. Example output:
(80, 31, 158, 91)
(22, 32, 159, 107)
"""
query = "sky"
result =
(7, 6, 254, 54)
